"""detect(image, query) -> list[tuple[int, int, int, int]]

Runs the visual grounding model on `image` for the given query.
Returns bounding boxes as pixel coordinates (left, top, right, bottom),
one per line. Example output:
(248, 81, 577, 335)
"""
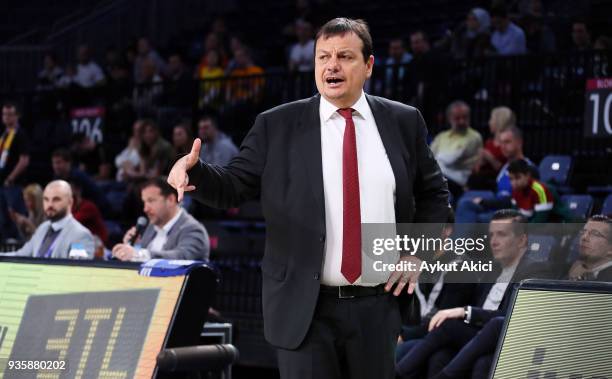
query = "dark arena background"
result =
(0, 0, 611, 378)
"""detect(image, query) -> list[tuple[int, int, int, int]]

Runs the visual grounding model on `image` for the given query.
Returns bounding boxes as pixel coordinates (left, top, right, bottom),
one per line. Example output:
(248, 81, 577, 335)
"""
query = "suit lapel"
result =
(366, 94, 411, 222)
(162, 212, 186, 249)
(296, 95, 326, 225)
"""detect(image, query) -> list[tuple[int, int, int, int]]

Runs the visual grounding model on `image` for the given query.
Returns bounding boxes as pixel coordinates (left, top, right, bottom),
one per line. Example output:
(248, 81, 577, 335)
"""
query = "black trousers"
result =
(277, 291, 402, 379)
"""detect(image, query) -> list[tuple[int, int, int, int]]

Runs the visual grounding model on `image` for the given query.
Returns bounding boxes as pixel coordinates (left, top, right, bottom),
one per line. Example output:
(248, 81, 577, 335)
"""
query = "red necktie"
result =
(338, 108, 361, 284)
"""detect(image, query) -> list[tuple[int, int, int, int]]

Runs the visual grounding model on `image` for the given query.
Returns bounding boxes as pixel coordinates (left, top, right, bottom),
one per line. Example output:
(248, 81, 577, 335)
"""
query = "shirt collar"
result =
(154, 208, 183, 234)
(320, 91, 368, 122)
(50, 214, 72, 232)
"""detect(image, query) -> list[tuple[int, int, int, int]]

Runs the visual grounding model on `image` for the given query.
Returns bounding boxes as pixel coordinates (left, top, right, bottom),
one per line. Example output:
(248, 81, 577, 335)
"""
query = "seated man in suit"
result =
(396, 209, 475, 359)
(396, 209, 550, 378)
(567, 214, 612, 281)
(424, 214, 612, 379)
(112, 178, 210, 261)
(11, 180, 95, 258)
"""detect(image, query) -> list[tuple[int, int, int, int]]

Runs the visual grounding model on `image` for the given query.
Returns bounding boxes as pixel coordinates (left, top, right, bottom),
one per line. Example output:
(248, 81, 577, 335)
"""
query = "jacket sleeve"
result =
(412, 110, 451, 223)
(149, 224, 210, 261)
(15, 236, 36, 257)
(187, 114, 268, 209)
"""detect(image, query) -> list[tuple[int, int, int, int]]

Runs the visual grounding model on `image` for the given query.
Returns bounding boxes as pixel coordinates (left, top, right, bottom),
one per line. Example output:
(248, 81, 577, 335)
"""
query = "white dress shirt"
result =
(134, 209, 183, 262)
(482, 261, 519, 311)
(319, 91, 396, 286)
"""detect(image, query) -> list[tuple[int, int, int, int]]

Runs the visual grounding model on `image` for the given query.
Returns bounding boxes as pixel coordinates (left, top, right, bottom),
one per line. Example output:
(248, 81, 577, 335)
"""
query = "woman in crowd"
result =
(9, 184, 44, 241)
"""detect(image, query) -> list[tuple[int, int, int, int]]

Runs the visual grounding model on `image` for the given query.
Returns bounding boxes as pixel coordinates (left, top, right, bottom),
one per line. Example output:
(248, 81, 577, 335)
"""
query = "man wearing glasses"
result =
(568, 215, 612, 281)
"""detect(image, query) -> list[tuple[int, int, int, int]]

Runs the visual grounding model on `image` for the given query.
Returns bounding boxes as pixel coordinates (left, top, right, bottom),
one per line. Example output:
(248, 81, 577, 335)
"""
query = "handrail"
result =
(4, 29, 39, 46)
(46, 0, 126, 42)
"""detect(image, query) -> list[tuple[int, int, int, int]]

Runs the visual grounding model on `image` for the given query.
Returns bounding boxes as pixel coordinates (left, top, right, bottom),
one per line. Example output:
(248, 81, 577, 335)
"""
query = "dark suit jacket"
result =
(467, 254, 552, 327)
(188, 94, 450, 349)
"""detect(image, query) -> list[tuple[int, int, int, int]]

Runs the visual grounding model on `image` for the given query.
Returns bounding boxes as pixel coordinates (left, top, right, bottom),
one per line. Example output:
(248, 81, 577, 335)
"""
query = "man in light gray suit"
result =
(15, 180, 95, 258)
(112, 177, 209, 261)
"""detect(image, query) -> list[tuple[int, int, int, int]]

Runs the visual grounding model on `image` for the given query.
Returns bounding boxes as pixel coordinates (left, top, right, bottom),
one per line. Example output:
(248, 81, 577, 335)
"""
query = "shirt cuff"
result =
(464, 306, 472, 324)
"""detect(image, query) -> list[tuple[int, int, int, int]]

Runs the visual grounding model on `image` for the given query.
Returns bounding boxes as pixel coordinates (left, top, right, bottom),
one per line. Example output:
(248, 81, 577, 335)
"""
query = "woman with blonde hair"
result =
(9, 183, 44, 241)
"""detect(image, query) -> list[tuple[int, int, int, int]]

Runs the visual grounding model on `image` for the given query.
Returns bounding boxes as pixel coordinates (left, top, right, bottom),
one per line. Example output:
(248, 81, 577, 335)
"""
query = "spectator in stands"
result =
(103, 46, 121, 78)
(522, 13, 556, 53)
(197, 49, 225, 108)
(0, 102, 30, 187)
(567, 215, 612, 281)
(74, 45, 106, 88)
(383, 38, 412, 96)
(197, 115, 238, 166)
(37, 53, 63, 90)
(396, 210, 550, 378)
(225, 35, 246, 73)
(507, 158, 554, 222)
(115, 119, 144, 182)
(226, 47, 265, 104)
(430, 216, 612, 379)
(139, 119, 175, 178)
(57, 64, 78, 88)
(288, 20, 315, 72)
(163, 53, 193, 108)
(405, 30, 449, 125)
(203, 32, 229, 69)
(0, 102, 29, 238)
(51, 148, 109, 212)
(431, 100, 483, 200)
(132, 57, 163, 117)
(571, 20, 592, 51)
(457, 126, 536, 224)
(172, 121, 194, 156)
(112, 178, 209, 261)
(9, 183, 44, 241)
(13, 180, 95, 259)
(71, 181, 108, 247)
(490, 5, 527, 55)
(70, 132, 111, 180)
(444, 8, 493, 59)
(470, 106, 516, 189)
(134, 37, 165, 83)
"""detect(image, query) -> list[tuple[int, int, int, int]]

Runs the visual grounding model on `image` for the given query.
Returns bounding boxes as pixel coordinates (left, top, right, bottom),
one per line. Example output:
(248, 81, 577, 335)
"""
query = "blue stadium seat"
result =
(527, 235, 557, 263)
(106, 190, 127, 216)
(539, 155, 572, 185)
(459, 190, 495, 203)
(561, 194, 594, 220)
(602, 194, 612, 216)
(104, 220, 123, 245)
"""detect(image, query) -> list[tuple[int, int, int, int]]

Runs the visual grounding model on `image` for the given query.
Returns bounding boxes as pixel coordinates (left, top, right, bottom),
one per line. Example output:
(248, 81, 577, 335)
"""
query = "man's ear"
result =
(366, 55, 375, 78)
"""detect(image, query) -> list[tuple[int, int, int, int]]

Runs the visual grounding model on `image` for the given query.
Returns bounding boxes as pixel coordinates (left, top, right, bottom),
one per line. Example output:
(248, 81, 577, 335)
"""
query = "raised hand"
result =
(167, 138, 202, 201)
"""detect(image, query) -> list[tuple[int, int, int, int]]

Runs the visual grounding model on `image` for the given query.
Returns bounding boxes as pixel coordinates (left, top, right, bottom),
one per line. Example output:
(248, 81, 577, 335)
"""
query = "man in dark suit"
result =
(168, 18, 449, 379)
(396, 209, 551, 378)
(418, 214, 612, 379)
(112, 178, 209, 261)
(566, 215, 612, 281)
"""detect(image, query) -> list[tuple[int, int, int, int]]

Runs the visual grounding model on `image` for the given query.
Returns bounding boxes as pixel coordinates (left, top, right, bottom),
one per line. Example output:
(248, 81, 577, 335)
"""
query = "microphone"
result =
(156, 344, 239, 372)
(130, 216, 148, 245)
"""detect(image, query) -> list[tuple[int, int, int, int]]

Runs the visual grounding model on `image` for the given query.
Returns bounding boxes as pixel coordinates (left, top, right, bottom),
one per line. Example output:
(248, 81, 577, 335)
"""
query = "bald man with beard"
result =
(13, 180, 95, 259)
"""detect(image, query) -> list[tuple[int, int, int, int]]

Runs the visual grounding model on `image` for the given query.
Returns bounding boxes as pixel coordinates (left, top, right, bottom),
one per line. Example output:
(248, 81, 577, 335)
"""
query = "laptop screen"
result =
(491, 280, 612, 379)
